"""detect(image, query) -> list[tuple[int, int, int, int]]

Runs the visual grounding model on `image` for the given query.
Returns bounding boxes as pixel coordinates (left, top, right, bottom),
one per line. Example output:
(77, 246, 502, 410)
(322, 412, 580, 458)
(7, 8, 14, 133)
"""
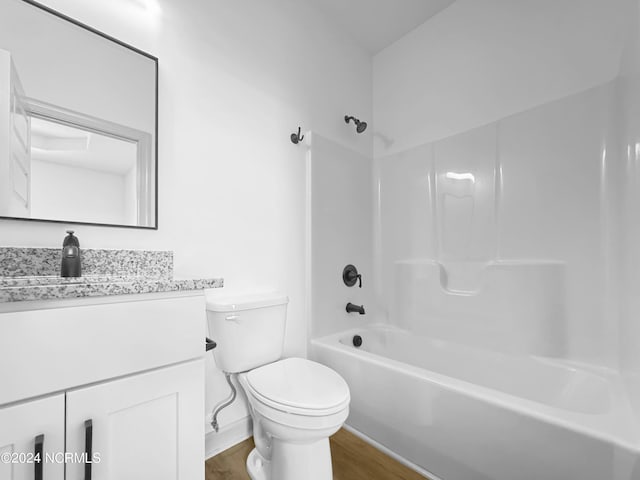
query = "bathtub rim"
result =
(311, 323, 640, 453)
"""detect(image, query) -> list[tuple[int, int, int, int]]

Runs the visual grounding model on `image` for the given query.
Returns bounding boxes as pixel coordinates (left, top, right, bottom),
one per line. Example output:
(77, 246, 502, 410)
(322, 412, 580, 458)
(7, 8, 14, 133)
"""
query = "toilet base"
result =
(246, 437, 333, 480)
(246, 449, 269, 480)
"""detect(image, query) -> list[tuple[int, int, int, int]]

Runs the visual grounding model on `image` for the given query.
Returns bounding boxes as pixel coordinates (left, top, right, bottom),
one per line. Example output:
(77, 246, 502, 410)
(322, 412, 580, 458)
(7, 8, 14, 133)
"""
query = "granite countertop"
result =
(0, 276, 223, 302)
(0, 247, 224, 303)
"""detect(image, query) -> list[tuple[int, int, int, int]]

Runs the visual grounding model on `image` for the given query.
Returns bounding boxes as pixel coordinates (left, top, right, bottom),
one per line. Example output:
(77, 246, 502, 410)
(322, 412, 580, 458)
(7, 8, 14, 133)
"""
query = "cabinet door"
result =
(66, 360, 204, 480)
(0, 394, 64, 480)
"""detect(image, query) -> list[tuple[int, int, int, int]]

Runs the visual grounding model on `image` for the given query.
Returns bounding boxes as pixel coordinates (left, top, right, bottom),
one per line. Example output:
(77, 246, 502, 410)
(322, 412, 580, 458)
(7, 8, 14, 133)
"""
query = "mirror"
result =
(0, 0, 158, 228)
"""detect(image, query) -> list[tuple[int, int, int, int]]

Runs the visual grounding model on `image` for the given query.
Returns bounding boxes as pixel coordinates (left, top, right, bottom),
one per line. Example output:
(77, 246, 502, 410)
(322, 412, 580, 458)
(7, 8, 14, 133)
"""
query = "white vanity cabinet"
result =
(65, 360, 203, 480)
(0, 291, 207, 480)
(0, 395, 65, 480)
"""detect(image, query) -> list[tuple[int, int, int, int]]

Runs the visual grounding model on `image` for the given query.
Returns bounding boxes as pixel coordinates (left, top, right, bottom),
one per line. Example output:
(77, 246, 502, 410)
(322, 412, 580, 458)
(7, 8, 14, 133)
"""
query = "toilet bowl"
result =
(206, 292, 351, 480)
(238, 357, 349, 480)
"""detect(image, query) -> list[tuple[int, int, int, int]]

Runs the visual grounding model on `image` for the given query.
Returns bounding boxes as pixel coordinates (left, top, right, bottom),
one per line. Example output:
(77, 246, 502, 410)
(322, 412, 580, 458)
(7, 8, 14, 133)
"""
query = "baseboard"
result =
(205, 415, 253, 460)
(342, 424, 442, 480)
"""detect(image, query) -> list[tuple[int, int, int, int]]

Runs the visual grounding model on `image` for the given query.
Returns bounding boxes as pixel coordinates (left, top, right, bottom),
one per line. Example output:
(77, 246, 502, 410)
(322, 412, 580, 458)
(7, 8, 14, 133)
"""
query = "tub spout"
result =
(346, 303, 365, 315)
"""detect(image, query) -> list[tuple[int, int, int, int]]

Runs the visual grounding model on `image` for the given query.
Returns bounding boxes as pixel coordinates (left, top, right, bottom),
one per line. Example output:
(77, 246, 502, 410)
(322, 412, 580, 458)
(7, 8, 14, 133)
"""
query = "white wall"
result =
(372, 0, 630, 368)
(0, 0, 372, 447)
(373, 0, 628, 156)
(309, 133, 374, 340)
(30, 159, 127, 225)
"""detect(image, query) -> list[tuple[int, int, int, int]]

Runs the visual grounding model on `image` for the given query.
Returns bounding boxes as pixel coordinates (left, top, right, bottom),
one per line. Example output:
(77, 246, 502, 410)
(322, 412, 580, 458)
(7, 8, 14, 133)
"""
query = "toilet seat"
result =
(245, 357, 350, 416)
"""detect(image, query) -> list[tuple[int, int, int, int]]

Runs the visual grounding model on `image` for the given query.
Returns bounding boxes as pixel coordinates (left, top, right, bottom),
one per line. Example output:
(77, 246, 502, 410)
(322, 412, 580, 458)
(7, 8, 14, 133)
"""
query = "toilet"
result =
(206, 292, 350, 480)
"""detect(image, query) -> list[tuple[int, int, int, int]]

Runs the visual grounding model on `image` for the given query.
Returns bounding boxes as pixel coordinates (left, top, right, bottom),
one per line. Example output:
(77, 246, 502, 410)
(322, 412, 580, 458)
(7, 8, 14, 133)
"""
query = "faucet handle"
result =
(62, 230, 80, 248)
(343, 264, 362, 288)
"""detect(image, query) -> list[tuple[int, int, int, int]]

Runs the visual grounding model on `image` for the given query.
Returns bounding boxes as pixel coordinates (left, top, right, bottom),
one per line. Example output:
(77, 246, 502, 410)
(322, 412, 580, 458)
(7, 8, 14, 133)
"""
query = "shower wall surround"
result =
(375, 82, 616, 365)
(372, 0, 627, 369)
(618, 0, 640, 377)
(308, 133, 375, 339)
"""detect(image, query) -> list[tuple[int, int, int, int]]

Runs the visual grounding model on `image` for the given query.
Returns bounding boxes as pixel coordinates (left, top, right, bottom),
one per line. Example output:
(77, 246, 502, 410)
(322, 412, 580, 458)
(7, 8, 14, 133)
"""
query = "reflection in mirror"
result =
(30, 117, 140, 226)
(0, 0, 158, 228)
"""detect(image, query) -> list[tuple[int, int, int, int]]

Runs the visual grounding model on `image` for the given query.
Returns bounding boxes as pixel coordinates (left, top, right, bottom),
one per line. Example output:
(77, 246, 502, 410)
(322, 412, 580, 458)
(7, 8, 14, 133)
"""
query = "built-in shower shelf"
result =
(392, 258, 565, 356)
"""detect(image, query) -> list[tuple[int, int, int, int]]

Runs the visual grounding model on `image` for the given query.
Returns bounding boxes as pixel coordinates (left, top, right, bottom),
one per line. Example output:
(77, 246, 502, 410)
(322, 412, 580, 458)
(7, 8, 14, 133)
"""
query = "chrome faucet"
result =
(346, 303, 365, 315)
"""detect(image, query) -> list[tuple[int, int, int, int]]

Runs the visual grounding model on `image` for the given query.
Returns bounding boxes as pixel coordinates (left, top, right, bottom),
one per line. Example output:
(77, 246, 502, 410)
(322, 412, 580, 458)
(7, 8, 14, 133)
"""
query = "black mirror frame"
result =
(0, 0, 159, 230)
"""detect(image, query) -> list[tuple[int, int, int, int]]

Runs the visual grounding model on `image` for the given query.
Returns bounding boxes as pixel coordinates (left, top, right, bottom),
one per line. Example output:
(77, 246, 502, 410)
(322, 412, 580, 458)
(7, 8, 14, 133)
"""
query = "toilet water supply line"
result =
(211, 372, 237, 432)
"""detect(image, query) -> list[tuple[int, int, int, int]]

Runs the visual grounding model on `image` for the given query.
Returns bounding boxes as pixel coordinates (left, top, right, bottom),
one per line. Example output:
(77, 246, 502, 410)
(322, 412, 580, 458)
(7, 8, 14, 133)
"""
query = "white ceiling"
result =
(305, 0, 457, 54)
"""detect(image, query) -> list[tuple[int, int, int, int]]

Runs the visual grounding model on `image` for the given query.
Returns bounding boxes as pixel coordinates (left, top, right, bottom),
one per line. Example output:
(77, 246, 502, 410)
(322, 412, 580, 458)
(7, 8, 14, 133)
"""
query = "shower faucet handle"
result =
(343, 264, 362, 288)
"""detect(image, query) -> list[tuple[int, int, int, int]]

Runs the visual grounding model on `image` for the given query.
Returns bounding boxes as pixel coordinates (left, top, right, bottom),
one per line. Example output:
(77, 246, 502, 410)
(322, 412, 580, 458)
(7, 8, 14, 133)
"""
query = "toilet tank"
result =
(206, 292, 288, 373)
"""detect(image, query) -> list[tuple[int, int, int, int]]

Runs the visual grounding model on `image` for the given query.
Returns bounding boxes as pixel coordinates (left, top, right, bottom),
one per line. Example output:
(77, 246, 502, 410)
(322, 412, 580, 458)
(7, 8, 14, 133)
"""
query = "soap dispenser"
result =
(61, 230, 81, 277)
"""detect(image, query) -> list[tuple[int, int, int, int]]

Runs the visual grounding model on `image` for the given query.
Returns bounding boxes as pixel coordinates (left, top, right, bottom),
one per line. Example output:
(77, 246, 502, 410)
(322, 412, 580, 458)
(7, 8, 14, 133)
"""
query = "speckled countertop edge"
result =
(0, 275, 149, 287)
(0, 278, 224, 303)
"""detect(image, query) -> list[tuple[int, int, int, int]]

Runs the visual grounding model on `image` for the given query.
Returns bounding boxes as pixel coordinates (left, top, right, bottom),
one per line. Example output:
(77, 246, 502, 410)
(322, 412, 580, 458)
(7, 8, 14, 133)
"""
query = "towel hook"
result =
(291, 126, 304, 144)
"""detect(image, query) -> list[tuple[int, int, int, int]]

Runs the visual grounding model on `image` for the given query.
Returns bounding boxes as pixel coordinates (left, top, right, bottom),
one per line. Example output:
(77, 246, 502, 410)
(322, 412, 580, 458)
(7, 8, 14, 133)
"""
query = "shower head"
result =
(345, 115, 367, 134)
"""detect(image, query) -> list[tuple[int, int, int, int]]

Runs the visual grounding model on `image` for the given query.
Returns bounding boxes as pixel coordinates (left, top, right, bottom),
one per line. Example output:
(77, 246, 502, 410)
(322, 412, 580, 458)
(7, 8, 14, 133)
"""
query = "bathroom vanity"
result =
(0, 248, 223, 480)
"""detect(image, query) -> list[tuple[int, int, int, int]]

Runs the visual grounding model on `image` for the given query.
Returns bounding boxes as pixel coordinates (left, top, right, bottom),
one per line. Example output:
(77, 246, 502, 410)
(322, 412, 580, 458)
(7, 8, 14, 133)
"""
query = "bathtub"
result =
(311, 325, 640, 480)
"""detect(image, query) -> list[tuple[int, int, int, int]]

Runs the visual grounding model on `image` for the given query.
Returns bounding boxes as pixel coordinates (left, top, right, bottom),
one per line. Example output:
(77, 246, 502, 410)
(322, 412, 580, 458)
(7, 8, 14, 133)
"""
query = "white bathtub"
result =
(311, 325, 640, 480)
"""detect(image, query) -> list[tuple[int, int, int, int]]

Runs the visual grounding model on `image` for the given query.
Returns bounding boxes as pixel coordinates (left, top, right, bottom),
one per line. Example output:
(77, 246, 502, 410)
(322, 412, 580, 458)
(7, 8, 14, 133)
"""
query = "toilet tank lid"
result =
(206, 292, 289, 312)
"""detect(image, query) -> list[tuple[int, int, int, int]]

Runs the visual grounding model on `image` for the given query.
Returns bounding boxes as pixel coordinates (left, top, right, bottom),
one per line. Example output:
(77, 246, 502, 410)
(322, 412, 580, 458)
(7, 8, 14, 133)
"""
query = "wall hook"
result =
(291, 126, 304, 144)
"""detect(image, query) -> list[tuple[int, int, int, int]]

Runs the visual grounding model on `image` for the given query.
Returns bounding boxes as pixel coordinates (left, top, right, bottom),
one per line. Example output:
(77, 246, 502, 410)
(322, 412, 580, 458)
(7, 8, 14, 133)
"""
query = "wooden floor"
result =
(205, 428, 429, 480)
